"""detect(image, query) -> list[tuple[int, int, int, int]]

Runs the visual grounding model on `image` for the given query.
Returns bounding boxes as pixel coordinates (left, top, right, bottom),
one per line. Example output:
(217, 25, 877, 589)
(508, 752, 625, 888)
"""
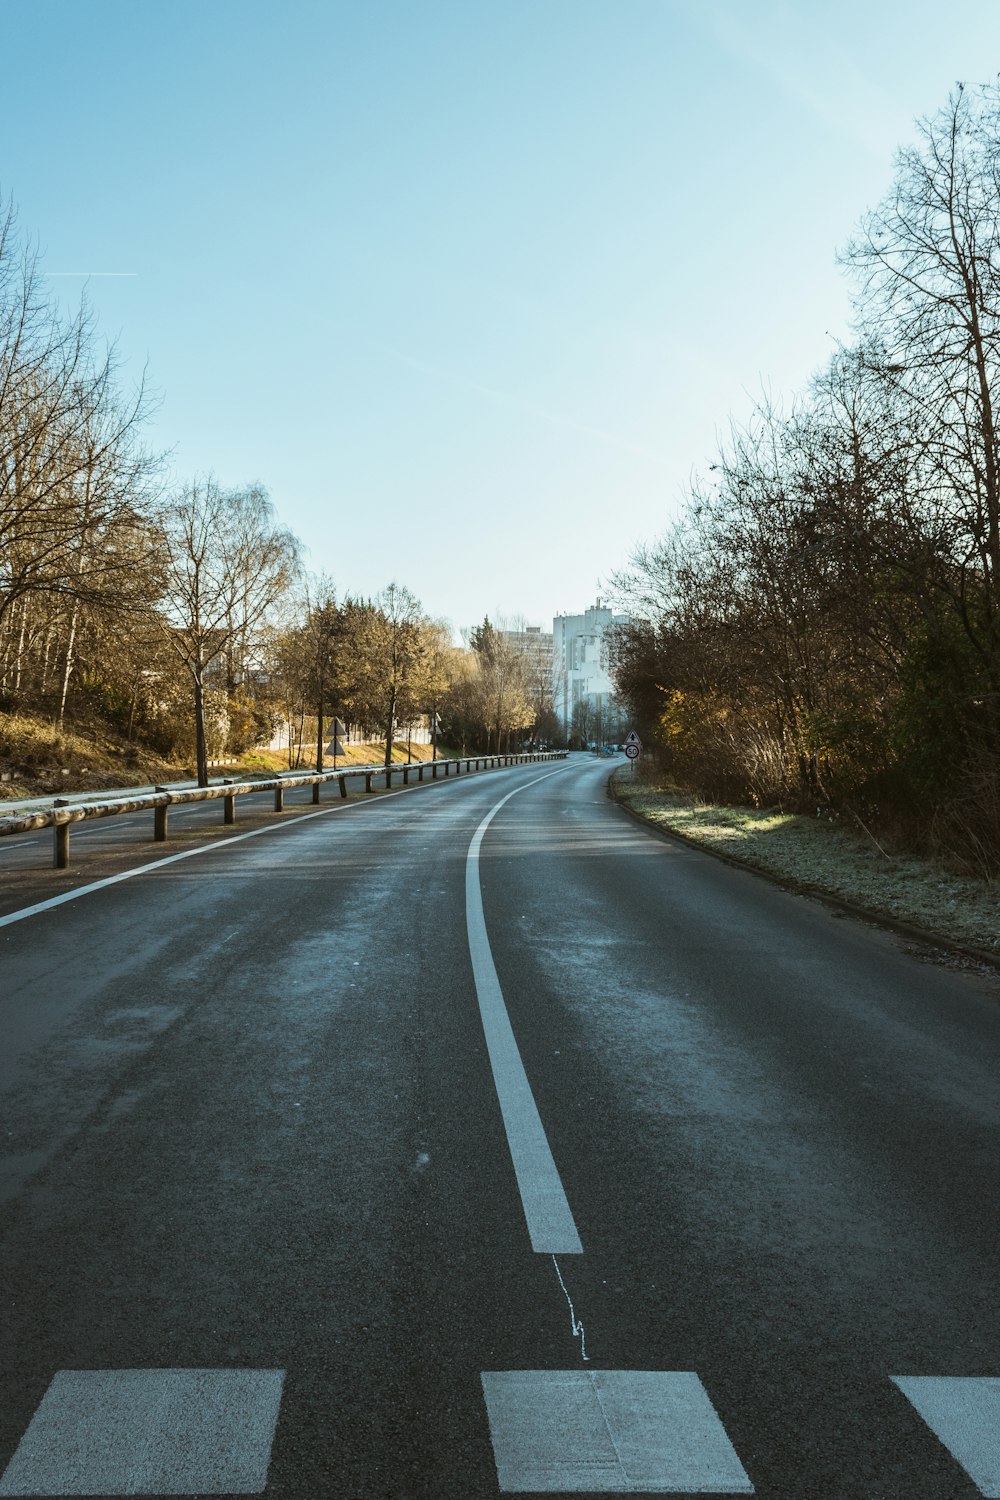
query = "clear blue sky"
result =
(6, 0, 1000, 633)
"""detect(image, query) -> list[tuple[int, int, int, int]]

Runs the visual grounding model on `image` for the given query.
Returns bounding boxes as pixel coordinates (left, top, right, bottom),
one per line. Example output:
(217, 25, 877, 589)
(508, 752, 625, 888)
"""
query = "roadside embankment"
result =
(610, 768, 1000, 959)
(0, 709, 453, 801)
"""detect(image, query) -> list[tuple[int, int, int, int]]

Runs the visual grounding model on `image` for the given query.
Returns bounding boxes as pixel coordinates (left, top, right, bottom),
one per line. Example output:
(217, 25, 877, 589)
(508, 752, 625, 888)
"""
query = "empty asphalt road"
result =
(1, 753, 999, 1498)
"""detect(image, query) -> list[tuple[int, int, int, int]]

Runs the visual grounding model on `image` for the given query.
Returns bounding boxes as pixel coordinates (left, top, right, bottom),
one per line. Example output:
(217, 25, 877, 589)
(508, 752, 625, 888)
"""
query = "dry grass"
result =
(276, 740, 449, 770)
(612, 769, 1000, 955)
(0, 711, 179, 799)
(0, 711, 458, 799)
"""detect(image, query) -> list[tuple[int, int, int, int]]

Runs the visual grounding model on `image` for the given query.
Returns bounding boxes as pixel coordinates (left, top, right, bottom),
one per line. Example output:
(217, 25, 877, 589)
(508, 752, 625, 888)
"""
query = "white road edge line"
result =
(0, 767, 506, 931)
(465, 765, 583, 1255)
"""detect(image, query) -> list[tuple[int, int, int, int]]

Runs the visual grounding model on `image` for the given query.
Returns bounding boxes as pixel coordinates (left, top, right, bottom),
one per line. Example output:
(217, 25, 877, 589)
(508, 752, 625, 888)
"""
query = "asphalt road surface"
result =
(1, 754, 999, 1498)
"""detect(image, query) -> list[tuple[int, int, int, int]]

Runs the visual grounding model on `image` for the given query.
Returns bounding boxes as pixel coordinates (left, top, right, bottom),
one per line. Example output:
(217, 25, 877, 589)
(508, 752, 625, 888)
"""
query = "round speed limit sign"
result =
(625, 743, 640, 759)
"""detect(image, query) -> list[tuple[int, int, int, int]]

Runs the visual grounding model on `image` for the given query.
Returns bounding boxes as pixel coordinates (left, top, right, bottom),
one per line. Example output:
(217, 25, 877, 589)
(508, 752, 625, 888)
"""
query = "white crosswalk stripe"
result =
(0, 1368, 285, 1497)
(892, 1376, 1000, 1498)
(4, 1366, 1000, 1495)
(480, 1370, 754, 1494)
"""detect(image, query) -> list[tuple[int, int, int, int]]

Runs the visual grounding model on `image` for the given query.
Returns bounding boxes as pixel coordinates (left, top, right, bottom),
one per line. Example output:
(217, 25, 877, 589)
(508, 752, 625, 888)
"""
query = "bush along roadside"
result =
(610, 767, 1000, 962)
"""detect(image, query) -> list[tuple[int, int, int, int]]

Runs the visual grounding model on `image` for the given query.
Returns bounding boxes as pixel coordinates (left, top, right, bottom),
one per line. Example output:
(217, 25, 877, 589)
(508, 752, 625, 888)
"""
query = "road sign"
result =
(624, 731, 641, 749)
(625, 743, 640, 760)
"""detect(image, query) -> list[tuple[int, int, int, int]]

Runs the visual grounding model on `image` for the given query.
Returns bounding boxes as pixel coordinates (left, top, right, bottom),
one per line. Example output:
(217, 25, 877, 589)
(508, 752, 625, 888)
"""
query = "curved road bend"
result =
(1, 754, 998, 1498)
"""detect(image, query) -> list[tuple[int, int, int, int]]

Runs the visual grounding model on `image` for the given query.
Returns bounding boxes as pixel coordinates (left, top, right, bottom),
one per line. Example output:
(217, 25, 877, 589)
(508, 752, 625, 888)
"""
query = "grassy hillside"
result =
(0, 711, 180, 799)
(0, 711, 449, 800)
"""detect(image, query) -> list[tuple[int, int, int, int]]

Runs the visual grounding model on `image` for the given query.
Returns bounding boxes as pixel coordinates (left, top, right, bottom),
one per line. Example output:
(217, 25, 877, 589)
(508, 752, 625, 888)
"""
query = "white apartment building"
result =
(552, 599, 629, 741)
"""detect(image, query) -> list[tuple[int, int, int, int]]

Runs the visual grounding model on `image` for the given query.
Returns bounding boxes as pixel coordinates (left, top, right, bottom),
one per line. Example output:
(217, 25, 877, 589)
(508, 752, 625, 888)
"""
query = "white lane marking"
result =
(0, 1368, 285, 1496)
(0, 766, 523, 930)
(465, 766, 582, 1254)
(0, 805, 349, 929)
(480, 1369, 754, 1493)
(892, 1376, 1000, 1496)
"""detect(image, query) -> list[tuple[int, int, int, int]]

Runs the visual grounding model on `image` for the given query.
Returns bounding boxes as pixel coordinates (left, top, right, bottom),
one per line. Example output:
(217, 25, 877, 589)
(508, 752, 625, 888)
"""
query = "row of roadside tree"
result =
(0, 194, 559, 785)
(610, 84, 1000, 877)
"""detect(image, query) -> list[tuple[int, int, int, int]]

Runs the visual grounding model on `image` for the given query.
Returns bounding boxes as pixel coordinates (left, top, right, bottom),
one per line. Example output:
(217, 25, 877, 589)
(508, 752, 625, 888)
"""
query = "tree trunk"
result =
(40, 619, 53, 694)
(384, 689, 396, 767)
(194, 671, 209, 787)
(127, 675, 140, 741)
(14, 606, 27, 695)
(57, 606, 79, 731)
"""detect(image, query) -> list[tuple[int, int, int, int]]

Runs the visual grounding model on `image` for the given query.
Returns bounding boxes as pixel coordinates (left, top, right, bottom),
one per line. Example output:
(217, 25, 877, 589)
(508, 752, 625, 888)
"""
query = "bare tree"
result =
(0, 195, 157, 641)
(468, 618, 533, 752)
(367, 582, 424, 767)
(156, 479, 299, 785)
(291, 575, 347, 772)
(414, 618, 454, 760)
(843, 83, 1000, 699)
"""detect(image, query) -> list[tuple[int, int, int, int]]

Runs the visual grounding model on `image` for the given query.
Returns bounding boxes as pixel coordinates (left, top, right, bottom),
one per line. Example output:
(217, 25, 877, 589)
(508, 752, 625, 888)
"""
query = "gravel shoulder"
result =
(611, 768, 1000, 959)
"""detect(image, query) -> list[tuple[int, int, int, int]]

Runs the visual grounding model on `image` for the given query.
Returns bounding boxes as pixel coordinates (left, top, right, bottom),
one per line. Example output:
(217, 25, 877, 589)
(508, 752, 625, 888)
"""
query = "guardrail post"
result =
(154, 789, 170, 841)
(54, 824, 70, 868)
(431, 761, 438, 778)
(223, 779, 236, 824)
(444, 761, 450, 776)
(417, 764, 424, 781)
(386, 766, 393, 788)
(274, 784, 284, 812)
(456, 759, 462, 775)
(338, 774, 348, 799)
(312, 781, 321, 804)
(365, 771, 374, 793)
(403, 764, 410, 785)
(52, 800, 70, 868)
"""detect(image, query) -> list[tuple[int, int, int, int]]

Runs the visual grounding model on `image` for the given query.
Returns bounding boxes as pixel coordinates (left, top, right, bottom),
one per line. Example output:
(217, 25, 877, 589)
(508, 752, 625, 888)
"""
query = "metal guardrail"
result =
(0, 752, 567, 868)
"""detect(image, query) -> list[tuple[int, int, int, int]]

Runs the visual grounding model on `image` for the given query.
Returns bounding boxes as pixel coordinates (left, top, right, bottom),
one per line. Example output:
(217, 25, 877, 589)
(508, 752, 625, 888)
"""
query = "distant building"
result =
(552, 599, 629, 742)
(500, 623, 554, 688)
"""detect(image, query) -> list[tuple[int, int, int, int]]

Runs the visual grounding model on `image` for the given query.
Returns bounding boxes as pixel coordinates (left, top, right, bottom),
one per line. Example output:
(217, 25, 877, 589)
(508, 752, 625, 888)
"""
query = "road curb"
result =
(606, 772, 1000, 977)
